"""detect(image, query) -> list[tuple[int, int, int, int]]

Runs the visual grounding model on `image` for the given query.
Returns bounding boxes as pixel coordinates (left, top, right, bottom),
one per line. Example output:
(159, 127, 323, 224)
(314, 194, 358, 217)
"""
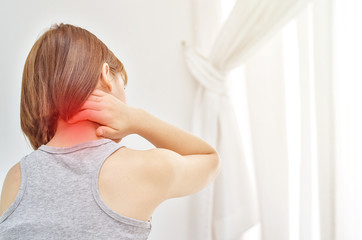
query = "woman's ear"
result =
(99, 63, 112, 92)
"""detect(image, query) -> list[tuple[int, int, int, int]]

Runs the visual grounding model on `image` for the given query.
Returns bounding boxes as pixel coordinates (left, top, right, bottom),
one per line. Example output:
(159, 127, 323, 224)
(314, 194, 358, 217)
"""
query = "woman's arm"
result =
(132, 109, 215, 156)
(68, 89, 217, 156)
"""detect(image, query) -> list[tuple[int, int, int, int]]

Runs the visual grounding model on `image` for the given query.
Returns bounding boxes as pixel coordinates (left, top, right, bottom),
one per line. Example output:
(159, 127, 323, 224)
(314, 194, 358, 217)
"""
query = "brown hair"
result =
(20, 23, 127, 150)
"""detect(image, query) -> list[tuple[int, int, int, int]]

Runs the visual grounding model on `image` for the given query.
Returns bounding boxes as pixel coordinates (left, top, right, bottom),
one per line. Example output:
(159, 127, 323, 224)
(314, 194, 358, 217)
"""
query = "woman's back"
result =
(0, 139, 154, 240)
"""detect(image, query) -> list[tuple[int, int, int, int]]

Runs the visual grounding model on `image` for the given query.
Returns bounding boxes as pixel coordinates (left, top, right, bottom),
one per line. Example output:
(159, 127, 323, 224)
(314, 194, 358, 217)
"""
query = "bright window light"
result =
(221, 1, 320, 240)
(220, 0, 237, 23)
(282, 19, 301, 240)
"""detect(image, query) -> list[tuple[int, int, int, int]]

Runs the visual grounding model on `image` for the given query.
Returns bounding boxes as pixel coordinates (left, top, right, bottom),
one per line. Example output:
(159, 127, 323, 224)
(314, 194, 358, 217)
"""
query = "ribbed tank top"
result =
(0, 138, 152, 240)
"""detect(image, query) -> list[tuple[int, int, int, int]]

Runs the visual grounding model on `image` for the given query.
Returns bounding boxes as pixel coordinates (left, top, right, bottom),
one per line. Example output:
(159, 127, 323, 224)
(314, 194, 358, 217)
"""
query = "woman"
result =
(0, 23, 220, 239)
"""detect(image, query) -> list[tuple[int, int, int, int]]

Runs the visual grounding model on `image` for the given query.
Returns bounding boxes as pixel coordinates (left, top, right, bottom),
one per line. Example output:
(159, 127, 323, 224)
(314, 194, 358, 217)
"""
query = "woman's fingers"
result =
(67, 89, 113, 123)
(67, 109, 105, 124)
(96, 126, 120, 139)
(78, 100, 103, 111)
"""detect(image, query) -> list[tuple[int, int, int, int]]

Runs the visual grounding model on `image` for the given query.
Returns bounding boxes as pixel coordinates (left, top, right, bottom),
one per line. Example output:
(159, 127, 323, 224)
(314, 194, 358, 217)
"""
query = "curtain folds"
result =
(182, 0, 311, 239)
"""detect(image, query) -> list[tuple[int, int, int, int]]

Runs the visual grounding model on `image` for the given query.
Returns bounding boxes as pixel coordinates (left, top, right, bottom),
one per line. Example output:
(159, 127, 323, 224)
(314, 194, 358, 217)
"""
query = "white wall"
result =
(0, 1, 196, 239)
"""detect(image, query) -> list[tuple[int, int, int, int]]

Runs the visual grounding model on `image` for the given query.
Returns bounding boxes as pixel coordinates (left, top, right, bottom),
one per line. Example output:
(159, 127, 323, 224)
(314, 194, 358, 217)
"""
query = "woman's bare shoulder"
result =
(0, 162, 21, 217)
(99, 147, 172, 221)
(103, 147, 174, 198)
(106, 147, 173, 180)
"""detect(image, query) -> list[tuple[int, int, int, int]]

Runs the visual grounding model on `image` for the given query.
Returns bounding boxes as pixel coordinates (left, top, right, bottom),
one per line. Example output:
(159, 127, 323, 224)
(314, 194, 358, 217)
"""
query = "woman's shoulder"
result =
(98, 147, 172, 221)
(104, 147, 173, 183)
(0, 162, 21, 217)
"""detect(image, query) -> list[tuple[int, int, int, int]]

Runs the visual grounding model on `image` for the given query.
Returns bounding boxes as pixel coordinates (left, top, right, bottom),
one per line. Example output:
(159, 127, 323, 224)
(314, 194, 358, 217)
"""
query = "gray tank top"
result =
(0, 138, 152, 240)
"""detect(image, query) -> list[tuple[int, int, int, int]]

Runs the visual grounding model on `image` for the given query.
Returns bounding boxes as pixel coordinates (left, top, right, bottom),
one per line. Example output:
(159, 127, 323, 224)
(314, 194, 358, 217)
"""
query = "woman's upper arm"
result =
(142, 148, 220, 200)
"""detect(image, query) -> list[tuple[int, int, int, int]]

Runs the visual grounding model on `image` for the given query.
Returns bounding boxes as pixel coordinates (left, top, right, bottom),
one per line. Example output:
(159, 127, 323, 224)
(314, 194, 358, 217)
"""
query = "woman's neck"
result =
(45, 119, 104, 147)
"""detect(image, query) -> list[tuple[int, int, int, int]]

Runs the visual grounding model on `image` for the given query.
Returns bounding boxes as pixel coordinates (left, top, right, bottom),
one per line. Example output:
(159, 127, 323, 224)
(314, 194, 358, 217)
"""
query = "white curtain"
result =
(242, 0, 334, 238)
(182, 0, 311, 239)
(244, 0, 362, 238)
(333, 0, 362, 239)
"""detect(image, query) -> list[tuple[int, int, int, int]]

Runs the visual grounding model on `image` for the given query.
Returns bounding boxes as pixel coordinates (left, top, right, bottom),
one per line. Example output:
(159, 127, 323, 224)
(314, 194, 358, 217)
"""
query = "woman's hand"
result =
(67, 89, 140, 141)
